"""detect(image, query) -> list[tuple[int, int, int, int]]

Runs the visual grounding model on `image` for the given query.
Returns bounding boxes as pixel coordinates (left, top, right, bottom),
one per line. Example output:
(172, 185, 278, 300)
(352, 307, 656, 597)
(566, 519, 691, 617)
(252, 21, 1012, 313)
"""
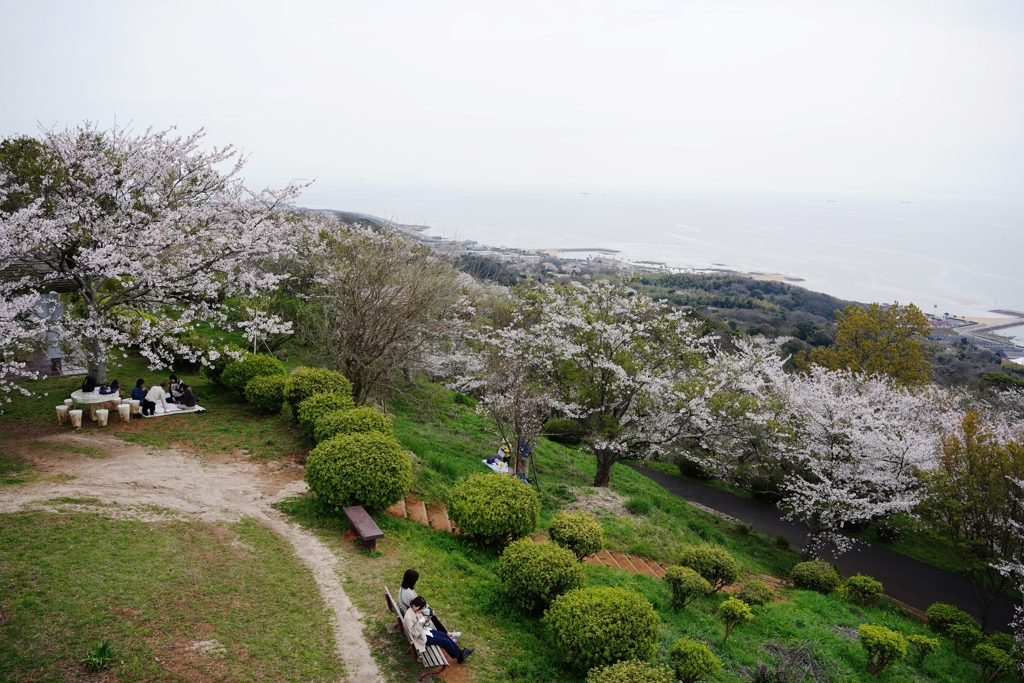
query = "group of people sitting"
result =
(80, 374, 197, 416)
(485, 440, 536, 484)
(397, 569, 474, 665)
(129, 375, 197, 415)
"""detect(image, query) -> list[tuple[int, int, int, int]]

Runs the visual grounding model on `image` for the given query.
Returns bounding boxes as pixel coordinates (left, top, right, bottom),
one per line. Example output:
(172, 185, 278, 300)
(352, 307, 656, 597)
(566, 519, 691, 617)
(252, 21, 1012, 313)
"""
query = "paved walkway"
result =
(634, 466, 1020, 632)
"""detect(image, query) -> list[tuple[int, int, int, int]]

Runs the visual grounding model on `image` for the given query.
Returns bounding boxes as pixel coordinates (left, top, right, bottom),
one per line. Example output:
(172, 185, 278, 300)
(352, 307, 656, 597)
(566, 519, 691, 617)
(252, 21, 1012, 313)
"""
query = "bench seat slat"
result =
(344, 505, 385, 540)
(385, 586, 450, 672)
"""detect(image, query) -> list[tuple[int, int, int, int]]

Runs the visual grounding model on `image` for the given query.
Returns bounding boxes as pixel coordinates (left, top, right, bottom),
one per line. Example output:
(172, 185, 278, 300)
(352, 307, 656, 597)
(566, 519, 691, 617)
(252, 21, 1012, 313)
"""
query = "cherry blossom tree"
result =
(487, 280, 713, 487)
(0, 122, 306, 382)
(696, 341, 945, 557)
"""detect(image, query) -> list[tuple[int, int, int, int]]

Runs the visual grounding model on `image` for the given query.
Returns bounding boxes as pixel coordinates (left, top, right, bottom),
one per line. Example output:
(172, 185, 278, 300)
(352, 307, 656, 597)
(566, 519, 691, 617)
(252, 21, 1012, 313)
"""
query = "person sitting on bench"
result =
(398, 569, 461, 640)
(403, 597, 474, 665)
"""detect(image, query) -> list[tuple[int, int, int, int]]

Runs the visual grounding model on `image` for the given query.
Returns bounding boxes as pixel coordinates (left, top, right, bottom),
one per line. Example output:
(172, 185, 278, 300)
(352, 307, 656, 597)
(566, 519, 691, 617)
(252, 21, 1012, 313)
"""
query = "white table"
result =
(70, 389, 122, 421)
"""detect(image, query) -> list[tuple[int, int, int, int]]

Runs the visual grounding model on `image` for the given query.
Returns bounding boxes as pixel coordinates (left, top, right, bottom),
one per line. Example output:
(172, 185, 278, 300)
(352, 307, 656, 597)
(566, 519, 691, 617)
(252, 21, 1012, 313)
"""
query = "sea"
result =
(298, 184, 1024, 343)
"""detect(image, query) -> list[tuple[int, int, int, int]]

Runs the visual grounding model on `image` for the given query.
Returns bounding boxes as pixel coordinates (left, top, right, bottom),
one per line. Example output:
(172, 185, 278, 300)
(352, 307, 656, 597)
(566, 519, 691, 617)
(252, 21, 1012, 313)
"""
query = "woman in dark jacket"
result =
(178, 384, 197, 408)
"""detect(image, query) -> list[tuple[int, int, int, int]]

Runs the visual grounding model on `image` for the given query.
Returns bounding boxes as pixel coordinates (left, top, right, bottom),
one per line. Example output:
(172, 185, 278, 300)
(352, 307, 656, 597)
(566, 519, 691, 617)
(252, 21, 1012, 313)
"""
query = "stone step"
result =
(611, 552, 640, 573)
(596, 550, 621, 569)
(405, 494, 429, 527)
(630, 556, 661, 579)
(426, 504, 451, 533)
(384, 498, 407, 520)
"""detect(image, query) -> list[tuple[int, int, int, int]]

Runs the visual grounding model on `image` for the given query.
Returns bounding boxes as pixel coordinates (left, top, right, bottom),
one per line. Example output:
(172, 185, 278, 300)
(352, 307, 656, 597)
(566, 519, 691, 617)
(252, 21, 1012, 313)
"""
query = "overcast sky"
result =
(2, 0, 1023, 195)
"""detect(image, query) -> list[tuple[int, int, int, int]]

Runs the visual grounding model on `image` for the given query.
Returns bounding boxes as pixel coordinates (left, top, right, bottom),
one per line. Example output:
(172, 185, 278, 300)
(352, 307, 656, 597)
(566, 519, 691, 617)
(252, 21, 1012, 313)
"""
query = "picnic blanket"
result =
(481, 459, 509, 474)
(124, 398, 206, 418)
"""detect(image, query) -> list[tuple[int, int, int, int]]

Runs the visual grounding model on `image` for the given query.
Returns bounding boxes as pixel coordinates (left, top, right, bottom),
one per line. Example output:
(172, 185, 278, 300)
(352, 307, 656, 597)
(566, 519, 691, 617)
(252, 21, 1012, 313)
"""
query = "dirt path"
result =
(0, 428, 381, 683)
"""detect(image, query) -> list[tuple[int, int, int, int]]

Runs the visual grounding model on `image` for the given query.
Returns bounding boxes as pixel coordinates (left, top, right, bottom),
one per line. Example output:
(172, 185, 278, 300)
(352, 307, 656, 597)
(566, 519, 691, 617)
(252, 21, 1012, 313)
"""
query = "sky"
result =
(2, 0, 1023, 195)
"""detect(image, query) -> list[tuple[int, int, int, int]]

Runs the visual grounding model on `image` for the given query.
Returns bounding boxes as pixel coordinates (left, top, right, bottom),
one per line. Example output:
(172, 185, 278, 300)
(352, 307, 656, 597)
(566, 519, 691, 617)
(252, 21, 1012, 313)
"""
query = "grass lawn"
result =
(0, 510, 344, 682)
(1, 352, 309, 462)
(277, 379, 993, 683)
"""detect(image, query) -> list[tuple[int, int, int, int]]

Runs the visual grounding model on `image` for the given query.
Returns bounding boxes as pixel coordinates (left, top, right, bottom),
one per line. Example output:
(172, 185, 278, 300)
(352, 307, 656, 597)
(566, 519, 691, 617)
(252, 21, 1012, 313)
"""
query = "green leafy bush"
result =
(974, 643, 1010, 679)
(717, 597, 753, 643)
(663, 565, 711, 609)
(791, 560, 841, 593)
(585, 660, 674, 683)
(669, 637, 722, 683)
(497, 539, 585, 612)
(221, 353, 286, 394)
(926, 602, 979, 633)
(549, 510, 604, 561)
(284, 367, 353, 419)
(297, 392, 356, 434)
(679, 544, 738, 592)
(543, 418, 586, 445)
(948, 623, 984, 652)
(625, 497, 652, 515)
(841, 574, 883, 606)
(313, 406, 392, 443)
(859, 624, 907, 676)
(205, 343, 249, 386)
(305, 432, 412, 510)
(543, 587, 660, 671)
(906, 634, 939, 663)
(737, 579, 775, 607)
(986, 632, 1016, 653)
(244, 375, 287, 414)
(447, 473, 540, 546)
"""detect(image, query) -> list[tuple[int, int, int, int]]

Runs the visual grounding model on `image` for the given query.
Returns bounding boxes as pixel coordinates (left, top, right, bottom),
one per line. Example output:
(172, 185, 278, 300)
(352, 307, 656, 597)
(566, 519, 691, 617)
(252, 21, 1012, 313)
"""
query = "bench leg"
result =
(418, 664, 447, 682)
(361, 538, 377, 550)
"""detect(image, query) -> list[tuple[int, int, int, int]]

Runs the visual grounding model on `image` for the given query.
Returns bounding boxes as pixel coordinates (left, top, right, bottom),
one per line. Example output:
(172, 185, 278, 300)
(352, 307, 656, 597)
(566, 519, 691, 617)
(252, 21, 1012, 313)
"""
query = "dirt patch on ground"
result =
(564, 486, 630, 517)
(0, 426, 380, 683)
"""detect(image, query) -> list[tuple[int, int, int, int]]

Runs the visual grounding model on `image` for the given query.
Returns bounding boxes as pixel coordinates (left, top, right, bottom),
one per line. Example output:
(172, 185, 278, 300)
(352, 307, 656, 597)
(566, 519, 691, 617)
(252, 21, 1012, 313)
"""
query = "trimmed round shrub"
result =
(549, 510, 604, 561)
(841, 574, 883, 606)
(668, 638, 722, 683)
(859, 624, 906, 676)
(791, 560, 841, 593)
(543, 418, 586, 445)
(221, 353, 286, 394)
(297, 392, 356, 434)
(205, 344, 249, 386)
(663, 565, 711, 609)
(926, 602, 979, 633)
(448, 473, 540, 546)
(679, 545, 738, 592)
(497, 539, 585, 612)
(586, 660, 674, 683)
(543, 587, 660, 671)
(717, 597, 753, 643)
(974, 643, 1010, 679)
(986, 632, 1016, 653)
(313, 407, 392, 444)
(737, 579, 775, 607)
(304, 432, 412, 510)
(906, 634, 939, 662)
(284, 367, 353, 419)
(948, 623, 983, 652)
(244, 375, 286, 414)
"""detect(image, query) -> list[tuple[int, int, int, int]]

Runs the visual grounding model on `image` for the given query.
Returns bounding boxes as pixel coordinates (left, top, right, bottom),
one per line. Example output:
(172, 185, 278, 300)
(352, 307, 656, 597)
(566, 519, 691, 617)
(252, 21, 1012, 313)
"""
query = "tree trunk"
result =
(593, 449, 617, 487)
(86, 338, 107, 384)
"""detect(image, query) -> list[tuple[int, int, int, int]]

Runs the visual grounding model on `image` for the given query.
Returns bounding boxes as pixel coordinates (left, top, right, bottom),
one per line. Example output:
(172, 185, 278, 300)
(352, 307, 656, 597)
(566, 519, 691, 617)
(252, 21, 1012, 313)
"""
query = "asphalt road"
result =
(634, 465, 1020, 632)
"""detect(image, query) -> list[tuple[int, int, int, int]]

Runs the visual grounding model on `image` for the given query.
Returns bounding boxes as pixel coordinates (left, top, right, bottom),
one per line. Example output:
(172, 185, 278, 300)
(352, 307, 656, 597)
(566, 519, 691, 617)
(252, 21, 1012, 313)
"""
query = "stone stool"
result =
(129, 399, 141, 415)
(117, 404, 131, 423)
(56, 405, 69, 425)
(96, 408, 109, 427)
(69, 409, 83, 428)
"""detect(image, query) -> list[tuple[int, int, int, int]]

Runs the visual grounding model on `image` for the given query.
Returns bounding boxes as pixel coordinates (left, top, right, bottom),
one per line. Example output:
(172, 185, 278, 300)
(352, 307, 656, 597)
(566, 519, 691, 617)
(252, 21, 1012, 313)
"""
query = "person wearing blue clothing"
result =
(130, 378, 147, 401)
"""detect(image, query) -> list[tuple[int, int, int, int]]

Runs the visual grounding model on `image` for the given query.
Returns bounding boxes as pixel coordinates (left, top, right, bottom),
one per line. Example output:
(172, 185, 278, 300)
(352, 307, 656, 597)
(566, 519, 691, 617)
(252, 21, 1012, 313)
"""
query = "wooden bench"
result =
(384, 586, 449, 681)
(343, 505, 385, 550)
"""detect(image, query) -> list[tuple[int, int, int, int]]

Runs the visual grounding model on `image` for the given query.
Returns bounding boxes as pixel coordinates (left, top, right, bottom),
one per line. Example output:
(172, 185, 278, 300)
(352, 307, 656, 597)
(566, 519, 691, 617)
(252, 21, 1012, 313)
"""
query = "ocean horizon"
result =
(298, 183, 1024, 338)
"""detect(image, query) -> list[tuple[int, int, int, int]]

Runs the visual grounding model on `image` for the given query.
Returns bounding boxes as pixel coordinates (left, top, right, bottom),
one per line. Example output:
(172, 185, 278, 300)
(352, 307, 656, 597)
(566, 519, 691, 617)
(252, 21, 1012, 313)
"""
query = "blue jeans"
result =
(426, 632, 461, 661)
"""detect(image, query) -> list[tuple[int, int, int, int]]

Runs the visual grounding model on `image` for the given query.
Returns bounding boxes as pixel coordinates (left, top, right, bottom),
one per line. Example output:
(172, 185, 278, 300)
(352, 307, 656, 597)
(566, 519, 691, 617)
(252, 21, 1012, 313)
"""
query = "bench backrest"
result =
(384, 586, 409, 639)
